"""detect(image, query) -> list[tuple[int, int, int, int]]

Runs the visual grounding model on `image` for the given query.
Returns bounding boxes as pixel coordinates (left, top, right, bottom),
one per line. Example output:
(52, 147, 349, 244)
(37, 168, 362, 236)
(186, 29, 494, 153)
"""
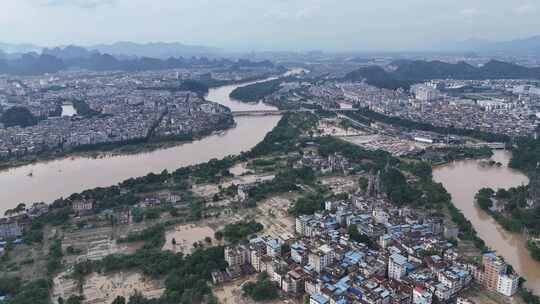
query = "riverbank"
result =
(433, 151, 540, 295)
(473, 180, 540, 263)
(0, 120, 235, 173)
(0, 116, 280, 215)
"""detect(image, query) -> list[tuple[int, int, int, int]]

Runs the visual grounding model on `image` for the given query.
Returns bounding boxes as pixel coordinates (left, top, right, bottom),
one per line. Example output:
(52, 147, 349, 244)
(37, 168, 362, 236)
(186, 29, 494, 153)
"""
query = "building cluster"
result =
(296, 152, 352, 174)
(410, 84, 441, 103)
(0, 65, 283, 159)
(0, 202, 49, 255)
(332, 80, 540, 137)
(218, 193, 520, 303)
(0, 90, 232, 158)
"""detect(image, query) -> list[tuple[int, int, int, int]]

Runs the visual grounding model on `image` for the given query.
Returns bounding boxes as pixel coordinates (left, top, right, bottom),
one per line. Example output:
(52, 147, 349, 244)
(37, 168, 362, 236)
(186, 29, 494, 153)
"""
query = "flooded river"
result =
(0, 78, 281, 215)
(433, 150, 540, 294)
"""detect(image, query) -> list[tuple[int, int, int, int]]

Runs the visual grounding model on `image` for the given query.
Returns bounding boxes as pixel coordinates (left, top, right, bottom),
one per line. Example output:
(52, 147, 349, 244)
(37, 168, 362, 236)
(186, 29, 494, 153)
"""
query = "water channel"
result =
(2, 74, 538, 295)
(0, 78, 281, 215)
(433, 150, 540, 294)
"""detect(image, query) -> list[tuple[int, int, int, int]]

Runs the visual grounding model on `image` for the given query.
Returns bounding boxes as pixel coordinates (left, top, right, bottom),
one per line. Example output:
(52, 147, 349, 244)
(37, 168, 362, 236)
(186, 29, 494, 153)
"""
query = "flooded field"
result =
(84, 272, 164, 303)
(228, 162, 253, 176)
(162, 224, 216, 253)
(317, 119, 364, 137)
(52, 271, 163, 304)
(255, 195, 297, 241)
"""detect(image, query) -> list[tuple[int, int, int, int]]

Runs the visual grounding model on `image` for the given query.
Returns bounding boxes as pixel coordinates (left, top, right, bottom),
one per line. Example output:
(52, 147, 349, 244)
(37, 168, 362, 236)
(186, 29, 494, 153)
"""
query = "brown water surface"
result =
(433, 150, 539, 294)
(0, 78, 282, 215)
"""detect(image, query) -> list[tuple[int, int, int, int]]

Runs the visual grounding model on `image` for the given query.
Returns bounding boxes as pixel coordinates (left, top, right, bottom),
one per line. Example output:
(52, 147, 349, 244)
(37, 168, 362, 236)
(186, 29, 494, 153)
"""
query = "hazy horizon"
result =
(1, 0, 540, 52)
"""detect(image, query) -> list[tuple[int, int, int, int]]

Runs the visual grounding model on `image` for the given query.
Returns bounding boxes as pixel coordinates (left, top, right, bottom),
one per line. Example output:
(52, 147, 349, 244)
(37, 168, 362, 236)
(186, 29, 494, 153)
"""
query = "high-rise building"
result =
(472, 252, 519, 297)
(388, 253, 409, 281)
(481, 253, 507, 291)
(496, 274, 519, 297)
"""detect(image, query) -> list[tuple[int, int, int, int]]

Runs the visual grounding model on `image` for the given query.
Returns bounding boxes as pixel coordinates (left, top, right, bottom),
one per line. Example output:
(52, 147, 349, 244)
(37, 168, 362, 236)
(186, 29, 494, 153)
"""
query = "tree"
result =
(1, 106, 37, 127)
(347, 225, 375, 248)
(242, 272, 279, 301)
(66, 295, 84, 304)
(111, 296, 126, 304)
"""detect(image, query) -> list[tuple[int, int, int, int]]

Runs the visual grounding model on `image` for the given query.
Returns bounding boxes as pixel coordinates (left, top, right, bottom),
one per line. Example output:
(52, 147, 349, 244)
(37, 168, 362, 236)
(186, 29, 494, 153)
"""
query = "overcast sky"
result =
(1, 0, 539, 51)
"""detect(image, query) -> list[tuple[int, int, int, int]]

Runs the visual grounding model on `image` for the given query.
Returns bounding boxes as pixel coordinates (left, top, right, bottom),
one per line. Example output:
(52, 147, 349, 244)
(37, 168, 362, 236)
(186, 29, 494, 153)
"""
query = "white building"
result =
(496, 274, 519, 297)
(411, 84, 440, 102)
(224, 245, 249, 268)
(308, 244, 334, 273)
(388, 253, 409, 281)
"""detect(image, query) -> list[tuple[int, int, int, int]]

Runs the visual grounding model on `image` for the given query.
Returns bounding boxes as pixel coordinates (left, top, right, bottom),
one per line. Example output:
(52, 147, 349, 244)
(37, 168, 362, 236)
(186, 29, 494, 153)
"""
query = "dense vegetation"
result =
(242, 272, 280, 301)
(474, 186, 540, 258)
(46, 239, 63, 276)
(71, 99, 99, 117)
(433, 146, 494, 162)
(215, 221, 264, 243)
(315, 136, 394, 172)
(288, 191, 327, 216)
(1, 279, 51, 304)
(71, 245, 227, 304)
(343, 108, 510, 143)
(229, 79, 282, 102)
(347, 225, 376, 248)
(118, 223, 167, 248)
(509, 137, 540, 173)
(178, 80, 210, 95)
(527, 241, 540, 261)
(248, 167, 315, 204)
(380, 167, 421, 206)
(0, 106, 38, 128)
(248, 112, 318, 157)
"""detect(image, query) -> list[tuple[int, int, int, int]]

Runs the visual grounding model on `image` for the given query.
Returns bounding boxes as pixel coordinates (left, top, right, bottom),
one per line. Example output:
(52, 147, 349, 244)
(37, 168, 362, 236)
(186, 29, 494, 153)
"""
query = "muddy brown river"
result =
(0, 78, 281, 215)
(434, 150, 539, 294)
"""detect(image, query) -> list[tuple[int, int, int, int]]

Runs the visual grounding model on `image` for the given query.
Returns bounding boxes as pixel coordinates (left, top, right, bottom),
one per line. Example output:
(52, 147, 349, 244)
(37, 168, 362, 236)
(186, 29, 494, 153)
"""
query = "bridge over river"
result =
(232, 108, 357, 117)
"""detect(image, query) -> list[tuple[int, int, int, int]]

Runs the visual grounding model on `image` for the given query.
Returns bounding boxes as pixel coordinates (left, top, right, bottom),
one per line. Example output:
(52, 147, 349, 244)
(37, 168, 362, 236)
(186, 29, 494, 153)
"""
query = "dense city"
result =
(1, 19, 540, 304)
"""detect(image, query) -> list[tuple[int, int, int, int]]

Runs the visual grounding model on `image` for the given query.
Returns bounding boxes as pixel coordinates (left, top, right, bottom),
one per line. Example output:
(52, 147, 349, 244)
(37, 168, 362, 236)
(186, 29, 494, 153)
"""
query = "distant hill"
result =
(390, 59, 540, 80)
(0, 42, 41, 54)
(0, 50, 274, 76)
(0, 53, 65, 75)
(344, 66, 415, 90)
(450, 35, 540, 54)
(87, 41, 222, 58)
(345, 60, 540, 89)
(0, 41, 222, 59)
(42, 45, 98, 60)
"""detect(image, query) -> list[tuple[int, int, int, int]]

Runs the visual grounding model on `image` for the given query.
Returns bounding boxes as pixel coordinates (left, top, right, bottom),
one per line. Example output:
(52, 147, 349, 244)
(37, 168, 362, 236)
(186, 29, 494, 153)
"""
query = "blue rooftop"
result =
(311, 293, 329, 304)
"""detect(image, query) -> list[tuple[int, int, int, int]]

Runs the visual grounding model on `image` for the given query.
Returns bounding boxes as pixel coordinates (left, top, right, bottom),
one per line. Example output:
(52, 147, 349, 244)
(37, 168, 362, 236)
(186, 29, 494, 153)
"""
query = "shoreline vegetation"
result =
(0, 120, 234, 172)
(229, 78, 282, 102)
(472, 137, 540, 262)
(0, 71, 287, 173)
(1, 112, 540, 302)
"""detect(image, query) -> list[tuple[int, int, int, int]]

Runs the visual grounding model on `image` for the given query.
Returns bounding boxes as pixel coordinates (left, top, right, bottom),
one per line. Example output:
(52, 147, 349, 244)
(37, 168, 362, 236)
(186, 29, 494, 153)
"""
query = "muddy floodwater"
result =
(162, 224, 216, 253)
(0, 78, 282, 216)
(433, 150, 540, 294)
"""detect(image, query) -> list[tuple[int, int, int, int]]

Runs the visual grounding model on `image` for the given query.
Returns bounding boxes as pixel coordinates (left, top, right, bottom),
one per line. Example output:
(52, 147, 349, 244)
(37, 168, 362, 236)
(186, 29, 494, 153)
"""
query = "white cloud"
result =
(30, 0, 116, 8)
(459, 7, 482, 18)
(513, 3, 535, 15)
(264, 0, 325, 20)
